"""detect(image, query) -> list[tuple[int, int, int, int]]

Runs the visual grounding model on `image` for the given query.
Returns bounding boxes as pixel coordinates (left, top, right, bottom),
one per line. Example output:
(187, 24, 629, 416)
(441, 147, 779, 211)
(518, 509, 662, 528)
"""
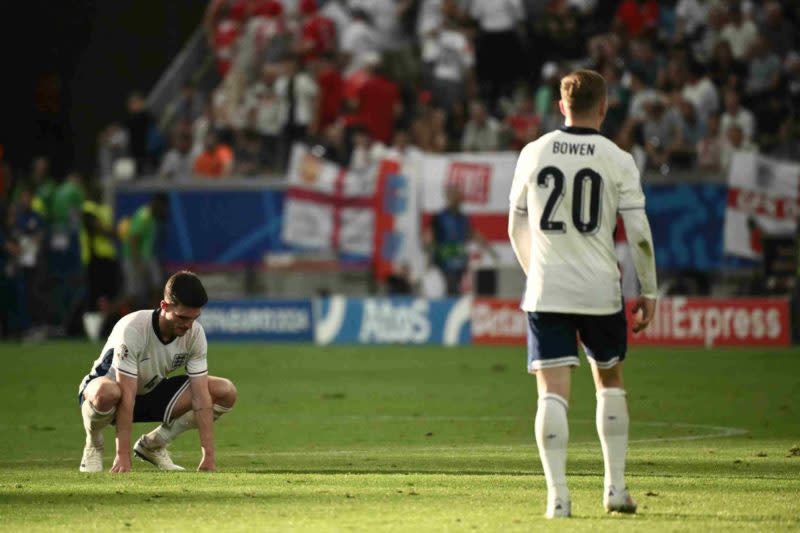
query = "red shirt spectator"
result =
(356, 72, 401, 144)
(299, 0, 337, 61)
(214, 20, 241, 77)
(315, 60, 344, 131)
(614, 0, 658, 37)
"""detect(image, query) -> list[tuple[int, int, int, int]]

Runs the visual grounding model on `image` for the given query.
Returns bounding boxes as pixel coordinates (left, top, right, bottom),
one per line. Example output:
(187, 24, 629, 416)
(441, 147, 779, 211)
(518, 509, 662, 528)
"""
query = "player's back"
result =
(510, 127, 644, 315)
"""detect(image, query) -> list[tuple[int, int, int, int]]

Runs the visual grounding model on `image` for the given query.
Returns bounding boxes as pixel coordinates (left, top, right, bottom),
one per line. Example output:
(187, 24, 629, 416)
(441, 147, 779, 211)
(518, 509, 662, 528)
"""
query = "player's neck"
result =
(157, 313, 176, 343)
(563, 118, 601, 131)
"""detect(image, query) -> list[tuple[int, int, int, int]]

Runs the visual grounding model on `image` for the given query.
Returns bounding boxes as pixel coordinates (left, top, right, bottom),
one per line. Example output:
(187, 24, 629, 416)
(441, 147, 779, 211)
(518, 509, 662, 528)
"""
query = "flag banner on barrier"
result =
(199, 300, 314, 341)
(723, 151, 800, 260)
(315, 296, 472, 345)
(282, 145, 379, 257)
(471, 297, 792, 347)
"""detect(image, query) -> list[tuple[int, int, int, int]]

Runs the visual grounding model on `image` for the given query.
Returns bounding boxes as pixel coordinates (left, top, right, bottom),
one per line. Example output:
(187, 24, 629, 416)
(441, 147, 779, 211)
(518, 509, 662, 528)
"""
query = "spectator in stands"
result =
(193, 132, 235, 178)
(627, 37, 662, 87)
(641, 96, 685, 172)
(720, 4, 758, 61)
(341, 9, 380, 76)
(26, 156, 56, 220)
(353, 0, 418, 87)
(239, 0, 291, 78)
(121, 193, 169, 308)
(98, 123, 131, 180)
(10, 186, 44, 337)
(124, 92, 155, 175)
(297, 0, 337, 62)
(770, 118, 800, 162)
(720, 87, 755, 145)
(234, 130, 264, 176)
(600, 63, 630, 140)
(275, 56, 319, 165)
(759, 2, 795, 58)
(627, 68, 660, 122)
(675, 0, 710, 41)
(417, 0, 445, 88)
(744, 36, 782, 101)
(673, 97, 704, 169)
(505, 93, 540, 150)
(469, 0, 525, 109)
(349, 126, 387, 172)
(720, 123, 757, 170)
(320, 0, 351, 43)
(614, 0, 658, 38)
(708, 39, 746, 91)
(696, 112, 722, 171)
(245, 65, 284, 172)
(786, 51, 800, 116)
(682, 61, 719, 122)
(461, 100, 501, 152)
(385, 128, 422, 162)
(159, 129, 196, 181)
(174, 82, 206, 124)
(49, 172, 85, 331)
(354, 57, 402, 145)
(429, 15, 475, 115)
(312, 53, 344, 134)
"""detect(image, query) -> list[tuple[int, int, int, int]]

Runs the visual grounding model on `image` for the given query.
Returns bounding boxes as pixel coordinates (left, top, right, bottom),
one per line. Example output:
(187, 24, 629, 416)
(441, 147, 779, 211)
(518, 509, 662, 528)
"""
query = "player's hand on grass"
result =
(197, 458, 217, 472)
(631, 296, 656, 333)
(111, 453, 131, 473)
(198, 451, 216, 472)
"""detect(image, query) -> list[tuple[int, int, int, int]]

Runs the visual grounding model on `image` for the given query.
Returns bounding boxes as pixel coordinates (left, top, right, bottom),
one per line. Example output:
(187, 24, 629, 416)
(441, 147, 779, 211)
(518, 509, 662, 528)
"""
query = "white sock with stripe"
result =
(147, 404, 232, 448)
(596, 388, 629, 492)
(535, 393, 570, 502)
(81, 400, 116, 448)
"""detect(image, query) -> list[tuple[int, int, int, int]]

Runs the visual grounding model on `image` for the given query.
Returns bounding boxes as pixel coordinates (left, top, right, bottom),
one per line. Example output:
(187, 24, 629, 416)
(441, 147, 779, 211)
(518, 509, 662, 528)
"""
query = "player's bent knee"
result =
(594, 365, 624, 390)
(91, 381, 122, 411)
(210, 377, 237, 407)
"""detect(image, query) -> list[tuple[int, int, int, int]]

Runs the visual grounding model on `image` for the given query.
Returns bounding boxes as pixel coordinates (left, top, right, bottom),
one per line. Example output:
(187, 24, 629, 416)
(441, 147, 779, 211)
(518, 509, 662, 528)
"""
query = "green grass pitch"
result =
(1, 342, 799, 531)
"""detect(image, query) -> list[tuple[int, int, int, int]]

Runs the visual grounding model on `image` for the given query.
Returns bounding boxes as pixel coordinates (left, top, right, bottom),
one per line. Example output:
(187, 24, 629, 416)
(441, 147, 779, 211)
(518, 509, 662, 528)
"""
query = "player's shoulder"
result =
(111, 309, 155, 339)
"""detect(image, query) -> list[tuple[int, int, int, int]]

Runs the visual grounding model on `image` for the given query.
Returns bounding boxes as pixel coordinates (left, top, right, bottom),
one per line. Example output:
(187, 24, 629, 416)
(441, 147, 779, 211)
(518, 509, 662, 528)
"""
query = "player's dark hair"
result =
(560, 69, 607, 117)
(164, 271, 208, 308)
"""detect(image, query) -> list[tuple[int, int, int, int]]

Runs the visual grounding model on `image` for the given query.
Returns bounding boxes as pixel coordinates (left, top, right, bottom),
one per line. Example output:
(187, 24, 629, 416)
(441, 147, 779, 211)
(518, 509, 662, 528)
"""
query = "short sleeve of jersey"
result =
(509, 144, 534, 214)
(616, 153, 646, 211)
(114, 329, 143, 379)
(186, 325, 209, 378)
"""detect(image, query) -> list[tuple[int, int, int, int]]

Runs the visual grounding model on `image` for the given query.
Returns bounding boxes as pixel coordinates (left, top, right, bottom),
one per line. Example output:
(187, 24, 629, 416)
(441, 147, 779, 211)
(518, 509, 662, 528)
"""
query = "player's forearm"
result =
(114, 397, 135, 456)
(508, 209, 531, 274)
(194, 406, 215, 458)
(620, 209, 658, 298)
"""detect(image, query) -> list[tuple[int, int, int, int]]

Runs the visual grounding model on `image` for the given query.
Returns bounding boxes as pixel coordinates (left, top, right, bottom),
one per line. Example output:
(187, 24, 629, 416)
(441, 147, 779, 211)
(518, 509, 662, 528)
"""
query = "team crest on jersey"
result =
(172, 352, 189, 368)
(117, 344, 130, 360)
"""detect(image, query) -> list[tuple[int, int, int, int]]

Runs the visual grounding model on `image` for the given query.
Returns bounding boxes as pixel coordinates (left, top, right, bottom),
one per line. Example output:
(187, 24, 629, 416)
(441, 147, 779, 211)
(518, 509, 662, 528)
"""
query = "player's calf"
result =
(79, 379, 121, 472)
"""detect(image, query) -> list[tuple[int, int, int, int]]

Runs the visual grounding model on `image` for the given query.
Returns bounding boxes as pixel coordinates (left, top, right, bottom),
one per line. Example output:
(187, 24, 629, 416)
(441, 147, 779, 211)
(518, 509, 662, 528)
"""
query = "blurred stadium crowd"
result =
(1, 0, 799, 340)
(98, 0, 800, 179)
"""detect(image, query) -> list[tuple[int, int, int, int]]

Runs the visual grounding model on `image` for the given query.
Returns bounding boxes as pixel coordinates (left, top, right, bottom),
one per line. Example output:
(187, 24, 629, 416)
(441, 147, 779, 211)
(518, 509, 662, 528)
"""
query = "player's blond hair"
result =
(560, 70, 607, 117)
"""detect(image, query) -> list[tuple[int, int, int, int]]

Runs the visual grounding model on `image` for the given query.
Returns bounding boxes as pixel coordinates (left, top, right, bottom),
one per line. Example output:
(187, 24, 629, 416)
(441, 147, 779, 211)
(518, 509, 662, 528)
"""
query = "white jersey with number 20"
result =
(509, 127, 646, 315)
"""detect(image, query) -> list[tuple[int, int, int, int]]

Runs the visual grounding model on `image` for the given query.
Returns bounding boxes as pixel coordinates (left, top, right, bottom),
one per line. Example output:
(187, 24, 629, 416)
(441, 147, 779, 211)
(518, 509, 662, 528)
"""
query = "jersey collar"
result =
(560, 126, 600, 135)
(151, 308, 174, 345)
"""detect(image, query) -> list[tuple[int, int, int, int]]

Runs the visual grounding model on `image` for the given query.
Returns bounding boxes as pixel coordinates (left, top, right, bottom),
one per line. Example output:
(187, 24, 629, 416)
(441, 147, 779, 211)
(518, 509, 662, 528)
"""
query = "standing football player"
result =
(77, 271, 237, 473)
(508, 70, 657, 518)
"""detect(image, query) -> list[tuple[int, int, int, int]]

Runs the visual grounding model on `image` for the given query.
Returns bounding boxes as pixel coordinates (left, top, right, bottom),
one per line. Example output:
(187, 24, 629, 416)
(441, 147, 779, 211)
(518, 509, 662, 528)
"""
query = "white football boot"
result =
(604, 486, 637, 513)
(133, 436, 185, 471)
(79, 446, 103, 473)
(544, 495, 572, 518)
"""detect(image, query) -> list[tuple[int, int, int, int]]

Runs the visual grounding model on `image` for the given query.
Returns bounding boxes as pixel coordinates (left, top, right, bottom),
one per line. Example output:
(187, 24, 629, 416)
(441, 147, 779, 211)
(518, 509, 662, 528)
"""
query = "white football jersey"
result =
(79, 310, 208, 396)
(509, 127, 646, 314)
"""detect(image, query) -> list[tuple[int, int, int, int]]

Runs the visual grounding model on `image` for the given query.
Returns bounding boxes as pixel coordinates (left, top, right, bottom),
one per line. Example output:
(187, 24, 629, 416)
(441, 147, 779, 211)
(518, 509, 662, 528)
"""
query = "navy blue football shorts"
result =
(79, 375, 190, 425)
(526, 310, 627, 372)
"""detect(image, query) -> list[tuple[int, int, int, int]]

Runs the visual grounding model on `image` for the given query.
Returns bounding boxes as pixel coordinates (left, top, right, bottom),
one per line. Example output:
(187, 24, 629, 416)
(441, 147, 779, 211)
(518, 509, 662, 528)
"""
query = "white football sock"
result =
(81, 400, 116, 448)
(596, 387, 629, 491)
(147, 404, 232, 448)
(535, 393, 570, 501)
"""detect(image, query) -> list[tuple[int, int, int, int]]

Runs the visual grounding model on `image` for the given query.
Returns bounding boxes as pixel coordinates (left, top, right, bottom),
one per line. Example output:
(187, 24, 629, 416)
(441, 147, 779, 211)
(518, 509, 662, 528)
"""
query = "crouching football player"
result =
(77, 271, 236, 473)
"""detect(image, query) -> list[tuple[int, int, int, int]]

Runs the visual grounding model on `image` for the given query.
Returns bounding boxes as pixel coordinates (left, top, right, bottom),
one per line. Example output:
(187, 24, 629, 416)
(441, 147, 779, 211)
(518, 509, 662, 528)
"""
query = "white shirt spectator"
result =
(676, 0, 710, 36)
(469, 0, 524, 32)
(628, 88, 660, 121)
(418, 0, 444, 62)
(462, 116, 502, 152)
(341, 17, 381, 74)
(159, 147, 199, 181)
(351, 0, 406, 50)
(682, 77, 719, 120)
(720, 20, 758, 60)
(275, 72, 319, 127)
(567, 0, 597, 15)
(432, 29, 474, 82)
(321, 0, 352, 47)
(720, 107, 756, 143)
